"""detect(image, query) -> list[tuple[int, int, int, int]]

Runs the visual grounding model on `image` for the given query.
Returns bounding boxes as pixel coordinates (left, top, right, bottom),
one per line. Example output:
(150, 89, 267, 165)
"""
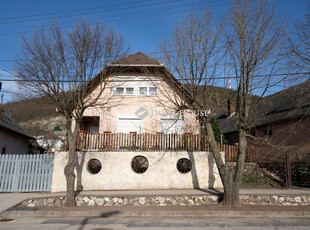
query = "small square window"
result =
(139, 87, 147, 95)
(115, 87, 124, 95)
(149, 87, 157, 95)
(126, 87, 134, 95)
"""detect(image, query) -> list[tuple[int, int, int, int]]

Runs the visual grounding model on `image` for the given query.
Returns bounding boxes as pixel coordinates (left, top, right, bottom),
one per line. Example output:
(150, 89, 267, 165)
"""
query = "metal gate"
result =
(0, 154, 54, 192)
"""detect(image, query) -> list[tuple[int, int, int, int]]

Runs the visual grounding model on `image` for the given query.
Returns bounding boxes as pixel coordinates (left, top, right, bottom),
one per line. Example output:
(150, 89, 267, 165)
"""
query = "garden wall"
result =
(51, 151, 224, 192)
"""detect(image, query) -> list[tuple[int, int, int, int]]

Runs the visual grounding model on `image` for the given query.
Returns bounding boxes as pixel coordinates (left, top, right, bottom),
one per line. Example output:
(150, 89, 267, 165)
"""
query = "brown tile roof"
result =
(217, 79, 310, 134)
(111, 52, 162, 66)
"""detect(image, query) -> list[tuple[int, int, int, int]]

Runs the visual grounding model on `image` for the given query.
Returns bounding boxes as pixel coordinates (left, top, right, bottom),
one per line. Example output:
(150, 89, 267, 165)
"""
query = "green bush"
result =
(242, 174, 268, 187)
(53, 124, 62, 131)
(241, 173, 283, 188)
(203, 118, 228, 144)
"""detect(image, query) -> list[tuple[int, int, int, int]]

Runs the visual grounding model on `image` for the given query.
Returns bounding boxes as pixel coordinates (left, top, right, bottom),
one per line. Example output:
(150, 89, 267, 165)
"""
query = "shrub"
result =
(53, 124, 62, 131)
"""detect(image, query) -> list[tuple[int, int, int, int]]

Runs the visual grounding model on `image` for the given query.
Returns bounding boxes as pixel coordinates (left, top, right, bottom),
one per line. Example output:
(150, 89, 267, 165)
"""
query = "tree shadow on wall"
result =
(188, 151, 221, 196)
(187, 151, 200, 189)
(76, 151, 86, 193)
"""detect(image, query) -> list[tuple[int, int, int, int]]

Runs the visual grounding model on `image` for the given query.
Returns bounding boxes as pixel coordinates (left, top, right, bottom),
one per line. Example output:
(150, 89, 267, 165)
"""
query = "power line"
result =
(0, 0, 147, 21)
(0, 0, 235, 37)
(0, 67, 14, 76)
(0, 48, 211, 62)
(0, 0, 196, 27)
(0, 3, 207, 37)
(0, 72, 309, 83)
(0, 4, 204, 37)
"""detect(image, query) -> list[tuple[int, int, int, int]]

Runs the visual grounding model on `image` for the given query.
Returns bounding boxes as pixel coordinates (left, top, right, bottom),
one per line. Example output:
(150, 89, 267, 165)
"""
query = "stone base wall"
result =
(51, 151, 224, 192)
(23, 194, 310, 208)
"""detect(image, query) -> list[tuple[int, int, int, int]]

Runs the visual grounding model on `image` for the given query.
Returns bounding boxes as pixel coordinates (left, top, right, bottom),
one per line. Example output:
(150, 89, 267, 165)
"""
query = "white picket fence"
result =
(0, 154, 54, 192)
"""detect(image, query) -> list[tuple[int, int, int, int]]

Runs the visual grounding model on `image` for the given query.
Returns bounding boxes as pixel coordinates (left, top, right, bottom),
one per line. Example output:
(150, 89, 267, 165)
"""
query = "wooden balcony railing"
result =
(76, 132, 255, 162)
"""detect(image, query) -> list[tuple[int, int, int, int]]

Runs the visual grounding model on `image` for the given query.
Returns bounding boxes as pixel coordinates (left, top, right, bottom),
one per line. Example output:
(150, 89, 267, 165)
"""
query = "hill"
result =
(3, 97, 58, 123)
(2, 97, 64, 136)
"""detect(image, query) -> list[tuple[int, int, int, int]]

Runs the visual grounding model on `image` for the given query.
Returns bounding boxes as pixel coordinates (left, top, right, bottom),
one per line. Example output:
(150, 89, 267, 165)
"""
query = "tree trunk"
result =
(204, 117, 247, 206)
(222, 168, 240, 206)
(221, 128, 247, 206)
(64, 118, 80, 207)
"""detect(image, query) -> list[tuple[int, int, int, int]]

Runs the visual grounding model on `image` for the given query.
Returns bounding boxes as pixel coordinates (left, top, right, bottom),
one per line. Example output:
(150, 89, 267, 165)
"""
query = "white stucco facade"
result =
(51, 151, 224, 192)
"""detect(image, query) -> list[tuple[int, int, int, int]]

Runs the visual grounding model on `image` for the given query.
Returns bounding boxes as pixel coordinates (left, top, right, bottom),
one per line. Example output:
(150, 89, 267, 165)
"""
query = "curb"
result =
(1, 210, 310, 219)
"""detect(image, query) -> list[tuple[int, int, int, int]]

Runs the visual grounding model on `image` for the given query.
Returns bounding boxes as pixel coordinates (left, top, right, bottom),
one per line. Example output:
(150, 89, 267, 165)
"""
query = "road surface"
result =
(1, 217, 310, 230)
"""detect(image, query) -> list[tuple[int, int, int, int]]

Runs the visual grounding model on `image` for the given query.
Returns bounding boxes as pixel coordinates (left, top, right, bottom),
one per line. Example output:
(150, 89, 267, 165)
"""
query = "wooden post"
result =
(285, 154, 292, 188)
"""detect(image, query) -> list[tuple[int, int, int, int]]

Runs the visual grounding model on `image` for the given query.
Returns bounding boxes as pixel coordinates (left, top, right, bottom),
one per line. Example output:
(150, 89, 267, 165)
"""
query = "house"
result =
(51, 52, 224, 192)
(217, 80, 310, 161)
(80, 52, 199, 135)
(0, 109, 34, 155)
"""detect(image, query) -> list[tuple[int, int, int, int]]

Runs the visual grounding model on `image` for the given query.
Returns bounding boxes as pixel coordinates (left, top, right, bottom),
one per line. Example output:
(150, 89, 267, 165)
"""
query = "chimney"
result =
(227, 98, 235, 117)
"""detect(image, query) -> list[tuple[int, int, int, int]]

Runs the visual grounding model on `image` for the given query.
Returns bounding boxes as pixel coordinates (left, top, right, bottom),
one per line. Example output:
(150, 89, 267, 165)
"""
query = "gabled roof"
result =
(0, 110, 34, 139)
(87, 52, 194, 105)
(255, 79, 310, 126)
(217, 79, 310, 134)
(110, 52, 163, 66)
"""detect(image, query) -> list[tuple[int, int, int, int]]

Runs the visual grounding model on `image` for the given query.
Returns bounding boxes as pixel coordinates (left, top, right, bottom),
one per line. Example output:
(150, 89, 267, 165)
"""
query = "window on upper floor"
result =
(139, 87, 147, 95)
(149, 87, 157, 95)
(115, 87, 124, 95)
(126, 87, 134, 95)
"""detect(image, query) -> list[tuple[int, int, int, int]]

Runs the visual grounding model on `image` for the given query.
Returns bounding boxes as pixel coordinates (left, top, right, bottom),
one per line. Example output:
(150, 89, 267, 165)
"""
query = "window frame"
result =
(139, 87, 148, 95)
(125, 87, 134, 95)
(149, 87, 157, 95)
(115, 87, 125, 95)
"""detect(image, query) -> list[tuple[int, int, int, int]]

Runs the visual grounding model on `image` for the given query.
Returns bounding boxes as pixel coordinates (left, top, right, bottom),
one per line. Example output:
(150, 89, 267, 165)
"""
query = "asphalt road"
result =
(1, 217, 310, 230)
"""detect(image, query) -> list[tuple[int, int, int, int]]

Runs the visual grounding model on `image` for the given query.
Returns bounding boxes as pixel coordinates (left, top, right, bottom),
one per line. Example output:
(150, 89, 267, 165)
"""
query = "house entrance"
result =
(81, 116, 100, 133)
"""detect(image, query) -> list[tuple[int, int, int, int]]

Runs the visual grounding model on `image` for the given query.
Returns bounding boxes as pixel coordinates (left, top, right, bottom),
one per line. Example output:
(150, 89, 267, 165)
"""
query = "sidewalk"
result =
(1, 188, 310, 218)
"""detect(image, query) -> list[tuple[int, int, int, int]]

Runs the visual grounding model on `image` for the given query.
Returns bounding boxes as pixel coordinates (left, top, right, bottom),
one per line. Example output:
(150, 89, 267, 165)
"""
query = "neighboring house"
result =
(217, 80, 310, 160)
(81, 52, 199, 134)
(0, 109, 34, 155)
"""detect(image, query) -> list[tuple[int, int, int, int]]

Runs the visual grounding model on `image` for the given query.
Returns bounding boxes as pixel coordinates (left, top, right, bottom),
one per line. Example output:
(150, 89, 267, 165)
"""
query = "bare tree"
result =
(219, 0, 286, 205)
(160, 0, 287, 206)
(15, 20, 128, 206)
(289, 0, 310, 79)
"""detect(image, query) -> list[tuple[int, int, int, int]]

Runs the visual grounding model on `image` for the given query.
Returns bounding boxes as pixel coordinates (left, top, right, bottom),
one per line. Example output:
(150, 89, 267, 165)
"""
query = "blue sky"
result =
(0, 0, 308, 103)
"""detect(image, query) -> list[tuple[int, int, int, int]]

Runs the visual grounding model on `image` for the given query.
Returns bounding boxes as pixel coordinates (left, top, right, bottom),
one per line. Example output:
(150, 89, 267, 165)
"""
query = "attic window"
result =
(139, 87, 147, 95)
(126, 87, 134, 95)
(149, 87, 157, 95)
(115, 87, 124, 95)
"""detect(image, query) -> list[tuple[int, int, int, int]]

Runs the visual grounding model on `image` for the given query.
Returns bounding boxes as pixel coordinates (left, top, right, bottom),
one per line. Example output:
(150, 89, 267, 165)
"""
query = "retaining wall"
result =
(51, 151, 224, 192)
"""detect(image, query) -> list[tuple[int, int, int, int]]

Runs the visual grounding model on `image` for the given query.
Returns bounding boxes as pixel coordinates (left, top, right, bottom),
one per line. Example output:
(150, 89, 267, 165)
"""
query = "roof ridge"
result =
(135, 51, 162, 64)
(111, 52, 161, 65)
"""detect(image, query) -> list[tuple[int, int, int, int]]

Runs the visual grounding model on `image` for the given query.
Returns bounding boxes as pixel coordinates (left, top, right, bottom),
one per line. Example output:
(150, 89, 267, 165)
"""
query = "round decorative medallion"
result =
(177, 158, 192, 173)
(131, 156, 149, 174)
(87, 159, 102, 174)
